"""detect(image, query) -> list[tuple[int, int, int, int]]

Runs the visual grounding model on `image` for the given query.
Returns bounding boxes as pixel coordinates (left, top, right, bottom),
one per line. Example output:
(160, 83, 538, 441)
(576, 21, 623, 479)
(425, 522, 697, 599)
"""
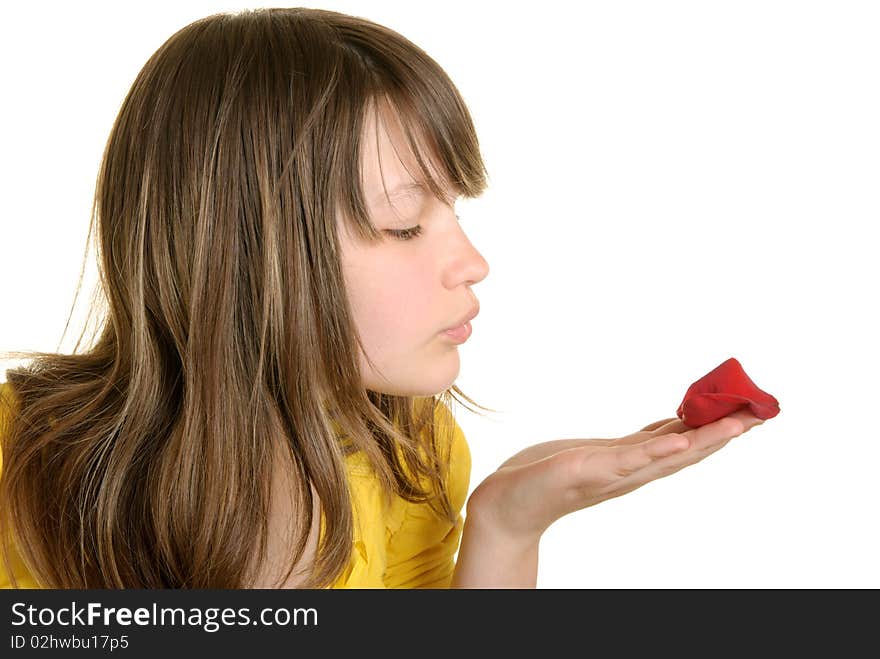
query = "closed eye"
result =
(386, 214, 461, 241)
(386, 225, 423, 241)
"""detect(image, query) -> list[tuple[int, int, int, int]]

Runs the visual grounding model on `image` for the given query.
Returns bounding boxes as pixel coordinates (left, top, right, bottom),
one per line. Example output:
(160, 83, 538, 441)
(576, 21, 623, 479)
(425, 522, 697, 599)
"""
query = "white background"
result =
(1, 1, 877, 588)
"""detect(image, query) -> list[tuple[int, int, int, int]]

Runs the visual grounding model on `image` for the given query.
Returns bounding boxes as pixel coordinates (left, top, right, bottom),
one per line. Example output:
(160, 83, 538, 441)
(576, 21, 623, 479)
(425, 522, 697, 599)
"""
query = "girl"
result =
(0, 7, 765, 589)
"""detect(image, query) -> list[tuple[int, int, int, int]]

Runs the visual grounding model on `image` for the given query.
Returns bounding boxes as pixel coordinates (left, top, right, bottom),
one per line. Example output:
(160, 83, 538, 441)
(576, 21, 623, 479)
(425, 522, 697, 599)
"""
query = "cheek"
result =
(362, 267, 434, 347)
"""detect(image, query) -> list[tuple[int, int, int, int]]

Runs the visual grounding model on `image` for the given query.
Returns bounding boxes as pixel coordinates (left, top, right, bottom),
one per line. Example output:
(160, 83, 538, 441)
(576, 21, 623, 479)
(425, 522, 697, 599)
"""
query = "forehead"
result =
(361, 102, 453, 210)
(371, 181, 427, 207)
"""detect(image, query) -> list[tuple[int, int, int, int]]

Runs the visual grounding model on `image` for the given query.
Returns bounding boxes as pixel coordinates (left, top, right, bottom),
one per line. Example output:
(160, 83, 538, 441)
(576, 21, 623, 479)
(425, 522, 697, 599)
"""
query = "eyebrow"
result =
(372, 182, 426, 206)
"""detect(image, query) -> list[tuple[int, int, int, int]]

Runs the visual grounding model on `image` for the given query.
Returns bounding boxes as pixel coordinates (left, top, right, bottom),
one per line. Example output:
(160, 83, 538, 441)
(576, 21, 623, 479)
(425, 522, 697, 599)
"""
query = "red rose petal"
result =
(676, 357, 780, 428)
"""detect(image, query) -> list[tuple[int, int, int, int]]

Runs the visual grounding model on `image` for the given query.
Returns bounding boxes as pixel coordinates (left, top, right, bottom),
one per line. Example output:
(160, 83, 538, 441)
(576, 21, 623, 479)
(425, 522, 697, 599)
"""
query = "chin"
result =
(368, 372, 460, 398)
(364, 349, 461, 397)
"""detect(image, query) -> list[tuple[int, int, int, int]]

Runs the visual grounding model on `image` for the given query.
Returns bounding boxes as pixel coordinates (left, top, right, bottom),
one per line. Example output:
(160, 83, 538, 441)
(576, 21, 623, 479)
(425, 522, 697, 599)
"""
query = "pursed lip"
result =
(443, 302, 480, 332)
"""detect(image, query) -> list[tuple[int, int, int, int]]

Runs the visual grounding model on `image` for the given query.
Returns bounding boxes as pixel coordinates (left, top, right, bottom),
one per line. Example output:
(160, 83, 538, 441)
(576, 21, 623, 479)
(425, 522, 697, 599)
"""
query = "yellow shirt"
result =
(0, 381, 471, 589)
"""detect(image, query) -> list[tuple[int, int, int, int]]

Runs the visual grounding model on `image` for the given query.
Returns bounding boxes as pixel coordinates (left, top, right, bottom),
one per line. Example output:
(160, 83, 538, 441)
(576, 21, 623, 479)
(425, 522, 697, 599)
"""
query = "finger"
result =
(615, 417, 693, 447)
(651, 418, 694, 435)
(683, 409, 764, 451)
(640, 417, 678, 432)
(610, 433, 690, 477)
(644, 410, 765, 437)
(611, 412, 766, 494)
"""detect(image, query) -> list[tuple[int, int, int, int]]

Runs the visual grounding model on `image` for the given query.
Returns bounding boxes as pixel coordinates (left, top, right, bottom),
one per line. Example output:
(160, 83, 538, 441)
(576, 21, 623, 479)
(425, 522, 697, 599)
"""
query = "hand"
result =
(465, 409, 767, 546)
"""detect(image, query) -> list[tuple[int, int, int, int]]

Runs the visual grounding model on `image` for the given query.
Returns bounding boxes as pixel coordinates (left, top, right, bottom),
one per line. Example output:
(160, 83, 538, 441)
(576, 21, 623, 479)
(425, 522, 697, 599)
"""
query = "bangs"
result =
(378, 90, 482, 201)
(331, 57, 489, 242)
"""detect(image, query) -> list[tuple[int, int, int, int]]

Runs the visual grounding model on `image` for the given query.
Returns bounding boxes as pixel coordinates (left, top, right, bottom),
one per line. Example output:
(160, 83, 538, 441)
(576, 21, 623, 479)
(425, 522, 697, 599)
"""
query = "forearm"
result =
(451, 506, 540, 589)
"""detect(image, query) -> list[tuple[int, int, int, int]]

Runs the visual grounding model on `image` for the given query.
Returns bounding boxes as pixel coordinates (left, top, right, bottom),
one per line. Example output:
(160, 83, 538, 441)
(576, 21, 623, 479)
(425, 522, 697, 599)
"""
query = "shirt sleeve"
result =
(382, 401, 472, 589)
(0, 382, 40, 589)
(0, 381, 15, 489)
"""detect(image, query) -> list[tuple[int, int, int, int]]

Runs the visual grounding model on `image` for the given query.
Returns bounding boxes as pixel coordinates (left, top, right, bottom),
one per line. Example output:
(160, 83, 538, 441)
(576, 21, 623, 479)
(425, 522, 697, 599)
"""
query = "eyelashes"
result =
(386, 214, 461, 242)
(386, 225, 423, 241)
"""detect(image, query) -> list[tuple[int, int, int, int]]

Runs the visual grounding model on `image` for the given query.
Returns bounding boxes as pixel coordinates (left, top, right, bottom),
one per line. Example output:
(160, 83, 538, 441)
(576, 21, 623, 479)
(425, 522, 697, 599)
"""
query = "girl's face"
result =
(338, 105, 489, 396)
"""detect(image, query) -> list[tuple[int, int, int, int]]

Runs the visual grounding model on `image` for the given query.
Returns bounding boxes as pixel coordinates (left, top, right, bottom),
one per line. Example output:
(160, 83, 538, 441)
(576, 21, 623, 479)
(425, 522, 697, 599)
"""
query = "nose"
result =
(444, 218, 490, 289)
(464, 239, 490, 286)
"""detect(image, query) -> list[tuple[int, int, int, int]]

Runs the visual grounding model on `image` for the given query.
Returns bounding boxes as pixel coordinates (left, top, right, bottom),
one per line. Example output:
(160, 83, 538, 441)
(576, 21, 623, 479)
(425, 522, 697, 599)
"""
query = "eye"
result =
(386, 225, 423, 241)
(384, 215, 461, 241)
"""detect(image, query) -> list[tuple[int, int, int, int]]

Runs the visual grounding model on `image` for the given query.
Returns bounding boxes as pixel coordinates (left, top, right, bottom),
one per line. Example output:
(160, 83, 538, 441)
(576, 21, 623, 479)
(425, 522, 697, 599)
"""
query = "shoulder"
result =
(0, 381, 18, 421)
(432, 398, 469, 456)
(0, 382, 40, 588)
(0, 381, 18, 471)
(426, 398, 472, 513)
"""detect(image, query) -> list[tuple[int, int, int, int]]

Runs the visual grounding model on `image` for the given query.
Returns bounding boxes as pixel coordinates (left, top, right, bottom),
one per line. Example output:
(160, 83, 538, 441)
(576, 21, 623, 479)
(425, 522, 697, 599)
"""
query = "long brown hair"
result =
(0, 7, 492, 589)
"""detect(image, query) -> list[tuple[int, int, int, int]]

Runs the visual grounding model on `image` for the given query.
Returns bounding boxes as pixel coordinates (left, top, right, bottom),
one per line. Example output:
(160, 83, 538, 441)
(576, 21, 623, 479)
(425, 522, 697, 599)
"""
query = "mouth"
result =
(443, 303, 480, 333)
(441, 321, 472, 344)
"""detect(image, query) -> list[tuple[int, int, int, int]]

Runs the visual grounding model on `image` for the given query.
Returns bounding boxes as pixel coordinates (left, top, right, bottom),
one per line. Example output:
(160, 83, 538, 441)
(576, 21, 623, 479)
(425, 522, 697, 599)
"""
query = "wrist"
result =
(463, 496, 544, 552)
(464, 481, 548, 549)
(451, 499, 542, 589)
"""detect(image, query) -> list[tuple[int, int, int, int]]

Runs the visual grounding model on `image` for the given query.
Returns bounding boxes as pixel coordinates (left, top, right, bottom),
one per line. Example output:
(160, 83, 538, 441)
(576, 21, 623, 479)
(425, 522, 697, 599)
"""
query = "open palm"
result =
(467, 409, 767, 543)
